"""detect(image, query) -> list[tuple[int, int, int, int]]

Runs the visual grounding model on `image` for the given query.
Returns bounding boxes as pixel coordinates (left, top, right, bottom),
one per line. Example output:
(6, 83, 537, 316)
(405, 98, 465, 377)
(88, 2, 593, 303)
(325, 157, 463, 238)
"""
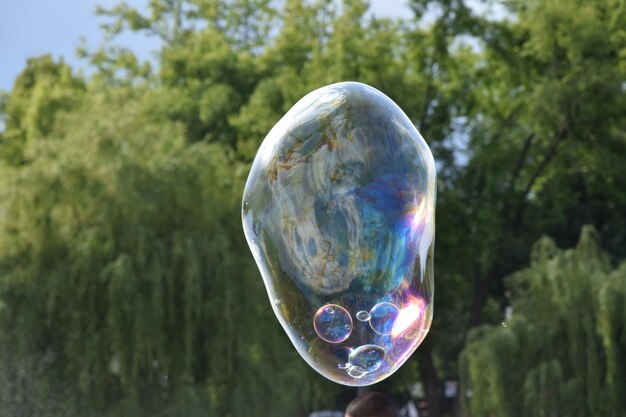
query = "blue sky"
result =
(1, 0, 162, 91)
(0, 0, 413, 92)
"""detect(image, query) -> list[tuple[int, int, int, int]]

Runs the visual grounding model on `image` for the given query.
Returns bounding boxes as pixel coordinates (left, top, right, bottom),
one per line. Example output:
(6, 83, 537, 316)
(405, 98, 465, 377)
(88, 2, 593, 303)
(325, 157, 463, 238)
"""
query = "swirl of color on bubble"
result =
(313, 304, 353, 343)
(242, 81, 436, 386)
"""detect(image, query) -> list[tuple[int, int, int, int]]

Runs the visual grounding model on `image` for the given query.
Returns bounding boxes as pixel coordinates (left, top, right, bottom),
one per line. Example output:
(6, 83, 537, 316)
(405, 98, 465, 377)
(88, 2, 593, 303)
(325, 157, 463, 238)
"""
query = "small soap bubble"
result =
(369, 302, 400, 336)
(356, 310, 371, 322)
(348, 345, 386, 372)
(313, 304, 353, 343)
(501, 322, 508, 328)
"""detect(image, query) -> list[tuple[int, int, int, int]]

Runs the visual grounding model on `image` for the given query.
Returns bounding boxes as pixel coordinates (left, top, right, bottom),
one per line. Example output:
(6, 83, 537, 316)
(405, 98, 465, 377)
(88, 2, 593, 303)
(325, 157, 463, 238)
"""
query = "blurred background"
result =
(0, 0, 625, 416)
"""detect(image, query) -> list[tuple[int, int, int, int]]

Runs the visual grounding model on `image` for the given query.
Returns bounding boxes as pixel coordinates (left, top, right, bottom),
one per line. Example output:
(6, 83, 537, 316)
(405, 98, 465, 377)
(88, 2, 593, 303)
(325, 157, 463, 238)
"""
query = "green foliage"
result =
(0, 55, 85, 164)
(461, 227, 626, 417)
(0, 86, 335, 416)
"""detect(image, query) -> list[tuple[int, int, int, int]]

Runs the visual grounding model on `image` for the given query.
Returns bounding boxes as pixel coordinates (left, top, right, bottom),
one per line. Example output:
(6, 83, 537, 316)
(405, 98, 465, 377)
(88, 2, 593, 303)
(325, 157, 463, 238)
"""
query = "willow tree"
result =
(461, 226, 626, 417)
(0, 55, 85, 164)
(0, 75, 337, 416)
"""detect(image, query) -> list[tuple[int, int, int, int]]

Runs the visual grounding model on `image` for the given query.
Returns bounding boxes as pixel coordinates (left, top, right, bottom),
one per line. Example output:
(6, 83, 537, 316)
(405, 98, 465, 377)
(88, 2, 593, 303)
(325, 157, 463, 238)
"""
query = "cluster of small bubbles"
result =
(369, 302, 400, 335)
(355, 310, 371, 322)
(348, 345, 386, 372)
(313, 303, 397, 379)
(313, 304, 353, 343)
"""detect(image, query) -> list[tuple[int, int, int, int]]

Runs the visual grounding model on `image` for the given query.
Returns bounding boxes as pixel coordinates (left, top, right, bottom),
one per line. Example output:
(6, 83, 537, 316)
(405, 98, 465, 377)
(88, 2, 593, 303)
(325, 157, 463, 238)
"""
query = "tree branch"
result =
(521, 123, 569, 199)
(418, 61, 436, 134)
(508, 132, 534, 191)
(510, 119, 571, 230)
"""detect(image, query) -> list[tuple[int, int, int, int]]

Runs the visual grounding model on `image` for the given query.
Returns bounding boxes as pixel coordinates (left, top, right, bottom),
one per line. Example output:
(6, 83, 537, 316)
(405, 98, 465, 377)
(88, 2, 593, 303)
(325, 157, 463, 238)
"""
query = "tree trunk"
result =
(468, 263, 488, 328)
(417, 341, 443, 417)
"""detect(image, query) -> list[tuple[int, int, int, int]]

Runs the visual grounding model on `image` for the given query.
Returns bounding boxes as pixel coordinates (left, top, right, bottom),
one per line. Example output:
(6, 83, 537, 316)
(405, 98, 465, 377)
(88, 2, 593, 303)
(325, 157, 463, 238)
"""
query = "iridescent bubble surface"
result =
(242, 82, 436, 386)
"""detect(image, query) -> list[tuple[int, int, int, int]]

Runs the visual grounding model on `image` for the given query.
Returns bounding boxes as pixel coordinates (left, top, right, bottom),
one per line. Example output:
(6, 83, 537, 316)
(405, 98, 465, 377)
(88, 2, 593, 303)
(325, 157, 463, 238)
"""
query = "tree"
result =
(1, 0, 625, 415)
(461, 227, 626, 417)
(0, 82, 336, 416)
(0, 55, 85, 164)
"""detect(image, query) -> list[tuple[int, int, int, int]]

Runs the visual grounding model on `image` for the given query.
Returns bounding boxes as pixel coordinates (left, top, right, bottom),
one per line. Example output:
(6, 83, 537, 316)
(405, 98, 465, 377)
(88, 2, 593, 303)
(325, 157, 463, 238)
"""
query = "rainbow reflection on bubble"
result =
(242, 82, 436, 386)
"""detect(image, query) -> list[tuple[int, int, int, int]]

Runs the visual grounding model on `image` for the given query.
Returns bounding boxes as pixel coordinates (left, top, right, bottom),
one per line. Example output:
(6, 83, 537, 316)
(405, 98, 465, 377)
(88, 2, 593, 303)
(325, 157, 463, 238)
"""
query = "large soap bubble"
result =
(242, 82, 436, 386)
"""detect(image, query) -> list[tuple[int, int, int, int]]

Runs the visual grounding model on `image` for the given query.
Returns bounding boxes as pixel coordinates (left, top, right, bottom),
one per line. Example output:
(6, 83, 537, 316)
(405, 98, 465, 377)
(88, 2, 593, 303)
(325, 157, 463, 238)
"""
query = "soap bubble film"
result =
(242, 82, 436, 386)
